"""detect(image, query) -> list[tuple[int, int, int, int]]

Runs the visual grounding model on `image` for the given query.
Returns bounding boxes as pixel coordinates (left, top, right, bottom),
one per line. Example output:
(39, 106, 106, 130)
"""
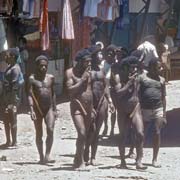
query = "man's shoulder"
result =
(29, 74, 35, 82)
(65, 68, 73, 77)
(138, 71, 147, 80)
(47, 74, 54, 79)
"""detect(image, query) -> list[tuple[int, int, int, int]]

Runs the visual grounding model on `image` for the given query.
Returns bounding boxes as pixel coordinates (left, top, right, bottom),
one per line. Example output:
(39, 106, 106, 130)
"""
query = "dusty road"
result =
(0, 81, 180, 180)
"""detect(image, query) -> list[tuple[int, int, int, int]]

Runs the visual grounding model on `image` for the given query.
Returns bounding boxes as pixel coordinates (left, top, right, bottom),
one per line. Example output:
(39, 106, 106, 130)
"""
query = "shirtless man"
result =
(65, 49, 93, 169)
(101, 44, 116, 136)
(110, 47, 128, 137)
(112, 56, 147, 169)
(84, 45, 114, 165)
(28, 55, 56, 164)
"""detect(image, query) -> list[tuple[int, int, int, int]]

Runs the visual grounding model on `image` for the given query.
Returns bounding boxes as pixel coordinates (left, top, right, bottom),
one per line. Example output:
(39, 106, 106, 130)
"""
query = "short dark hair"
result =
(18, 37, 27, 44)
(35, 55, 48, 65)
(8, 48, 20, 61)
(106, 44, 117, 52)
(148, 57, 159, 67)
(75, 48, 91, 62)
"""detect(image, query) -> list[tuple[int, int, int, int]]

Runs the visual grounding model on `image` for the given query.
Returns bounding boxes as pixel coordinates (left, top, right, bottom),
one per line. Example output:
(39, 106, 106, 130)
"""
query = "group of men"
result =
(66, 40, 167, 170)
(1, 36, 167, 170)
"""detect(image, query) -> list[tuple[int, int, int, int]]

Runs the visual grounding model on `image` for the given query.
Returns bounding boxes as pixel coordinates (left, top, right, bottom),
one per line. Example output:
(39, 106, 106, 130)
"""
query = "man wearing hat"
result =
(83, 45, 114, 165)
(112, 56, 147, 170)
(65, 48, 93, 169)
(28, 55, 57, 164)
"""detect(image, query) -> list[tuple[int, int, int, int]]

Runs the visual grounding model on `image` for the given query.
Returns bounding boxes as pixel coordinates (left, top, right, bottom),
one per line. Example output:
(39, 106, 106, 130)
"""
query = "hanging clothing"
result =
(0, 0, 13, 15)
(62, 0, 74, 39)
(40, 0, 49, 50)
(84, 0, 102, 18)
(23, 0, 40, 18)
(33, 0, 40, 18)
(97, 0, 119, 21)
(72, 14, 91, 60)
(0, 19, 8, 53)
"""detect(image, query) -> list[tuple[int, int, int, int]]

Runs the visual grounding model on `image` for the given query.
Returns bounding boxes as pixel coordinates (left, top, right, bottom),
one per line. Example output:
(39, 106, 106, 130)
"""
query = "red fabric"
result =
(40, 0, 49, 50)
(72, 15, 91, 60)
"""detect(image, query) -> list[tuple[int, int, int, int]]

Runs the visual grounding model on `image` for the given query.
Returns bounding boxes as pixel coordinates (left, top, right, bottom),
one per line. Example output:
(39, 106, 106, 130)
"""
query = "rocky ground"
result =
(0, 81, 180, 180)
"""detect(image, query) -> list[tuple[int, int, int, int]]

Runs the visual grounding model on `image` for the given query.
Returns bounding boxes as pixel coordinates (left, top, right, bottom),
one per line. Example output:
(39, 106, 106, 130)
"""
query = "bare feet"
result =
(74, 162, 86, 170)
(44, 156, 55, 164)
(125, 152, 136, 159)
(152, 160, 161, 168)
(90, 159, 98, 166)
(102, 126, 108, 136)
(119, 160, 128, 169)
(5, 141, 12, 147)
(109, 130, 114, 137)
(136, 163, 148, 170)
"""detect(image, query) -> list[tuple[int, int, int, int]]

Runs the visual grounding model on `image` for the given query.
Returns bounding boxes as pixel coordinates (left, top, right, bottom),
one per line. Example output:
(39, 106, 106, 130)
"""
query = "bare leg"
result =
(91, 101, 108, 165)
(132, 107, 147, 170)
(102, 111, 108, 136)
(3, 112, 11, 146)
(117, 111, 128, 169)
(152, 133, 161, 168)
(44, 108, 55, 163)
(110, 109, 116, 137)
(126, 128, 136, 159)
(34, 117, 44, 163)
(10, 109, 17, 146)
(72, 112, 87, 169)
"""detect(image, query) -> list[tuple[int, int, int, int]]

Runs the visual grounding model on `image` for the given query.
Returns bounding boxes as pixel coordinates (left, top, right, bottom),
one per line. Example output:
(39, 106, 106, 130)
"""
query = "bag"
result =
(18, 72, 24, 86)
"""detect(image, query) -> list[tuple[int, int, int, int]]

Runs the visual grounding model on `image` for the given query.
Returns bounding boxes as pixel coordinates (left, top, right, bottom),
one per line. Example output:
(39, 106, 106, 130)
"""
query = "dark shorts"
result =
(142, 108, 166, 134)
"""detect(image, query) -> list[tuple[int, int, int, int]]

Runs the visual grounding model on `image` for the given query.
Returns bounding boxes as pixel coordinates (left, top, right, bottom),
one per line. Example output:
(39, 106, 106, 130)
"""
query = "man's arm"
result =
(51, 75, 57, 111)
(28, 75, 36, 121)
(114, 73, 134, 98)
(65, 69, 88, 98)
(161, 78, 166, 117)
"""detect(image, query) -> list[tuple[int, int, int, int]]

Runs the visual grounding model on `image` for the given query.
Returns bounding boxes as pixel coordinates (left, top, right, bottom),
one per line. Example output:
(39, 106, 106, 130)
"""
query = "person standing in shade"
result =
(2, 48, 22, 147)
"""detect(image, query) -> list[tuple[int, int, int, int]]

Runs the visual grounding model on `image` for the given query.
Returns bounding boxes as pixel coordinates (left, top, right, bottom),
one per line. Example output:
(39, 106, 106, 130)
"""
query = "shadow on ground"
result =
(161, 108, 180, 147)
(98, 108, 180, 148)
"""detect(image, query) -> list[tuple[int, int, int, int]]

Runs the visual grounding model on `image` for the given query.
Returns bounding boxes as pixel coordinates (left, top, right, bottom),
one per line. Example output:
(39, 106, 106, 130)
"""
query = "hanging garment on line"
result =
(97, 0, 119, 21)
(62, 0, 74, 39)
(40, 0, 49, 50)
(0, 19, 8, 53)
(22, 0, 40, 18)
(84, 0, 102, 18)
(0, 0, 13, 15)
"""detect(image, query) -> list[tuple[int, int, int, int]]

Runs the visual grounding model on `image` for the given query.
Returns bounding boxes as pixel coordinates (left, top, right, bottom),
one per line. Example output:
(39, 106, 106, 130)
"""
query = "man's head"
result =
(148, 57, 161, 76)
(105, 44, 116, 64)
(35, 55, 48, 74)
(75, 48, 92, 70)
(116, 46, 128, 62)
(18, 37, 27, 50)
(5, 48, 19, 65)
(88, 45, 102, 65)
(120, 56, 139, 76)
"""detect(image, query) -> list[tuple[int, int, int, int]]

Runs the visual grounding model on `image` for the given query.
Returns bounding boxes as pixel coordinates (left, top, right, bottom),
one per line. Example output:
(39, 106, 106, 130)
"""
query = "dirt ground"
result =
(0, 81, 180, 180)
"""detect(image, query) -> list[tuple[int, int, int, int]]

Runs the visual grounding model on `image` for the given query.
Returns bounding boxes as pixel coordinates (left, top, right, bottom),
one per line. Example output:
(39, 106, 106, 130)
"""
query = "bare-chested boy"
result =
(28, 55, 56, 164)
(65, 49, 93, 169)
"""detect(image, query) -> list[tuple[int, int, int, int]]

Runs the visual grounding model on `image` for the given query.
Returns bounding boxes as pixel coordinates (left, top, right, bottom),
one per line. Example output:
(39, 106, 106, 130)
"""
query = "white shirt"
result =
(137, 41, 159, 67)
